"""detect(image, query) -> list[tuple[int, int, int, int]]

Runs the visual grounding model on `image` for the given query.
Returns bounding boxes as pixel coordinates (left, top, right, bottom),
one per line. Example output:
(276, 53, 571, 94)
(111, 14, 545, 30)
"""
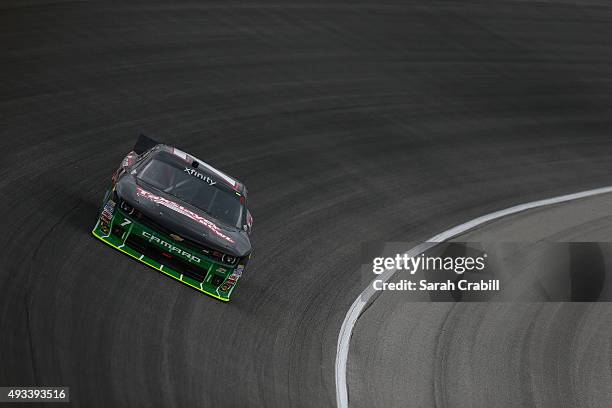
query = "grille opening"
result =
(211, 275, 225, 287)
(126, 234, 208, 282)
(112, 225, 125, 238)
(132, 212, 233, 265)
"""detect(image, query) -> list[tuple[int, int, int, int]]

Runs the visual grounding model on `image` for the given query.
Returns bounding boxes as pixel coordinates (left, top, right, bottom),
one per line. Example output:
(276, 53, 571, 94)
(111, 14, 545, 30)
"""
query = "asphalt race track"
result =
(2, 1, 612, 407)
(349, 193, 612, 408)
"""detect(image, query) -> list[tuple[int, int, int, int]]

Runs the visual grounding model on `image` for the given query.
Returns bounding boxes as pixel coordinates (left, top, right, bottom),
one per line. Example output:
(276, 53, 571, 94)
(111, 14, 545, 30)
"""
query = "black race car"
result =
(92, 135, 253, 301)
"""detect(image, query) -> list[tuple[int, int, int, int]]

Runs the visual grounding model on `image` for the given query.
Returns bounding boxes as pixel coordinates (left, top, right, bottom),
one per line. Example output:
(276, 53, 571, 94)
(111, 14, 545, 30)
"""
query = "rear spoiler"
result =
(133, 134, 160, 154)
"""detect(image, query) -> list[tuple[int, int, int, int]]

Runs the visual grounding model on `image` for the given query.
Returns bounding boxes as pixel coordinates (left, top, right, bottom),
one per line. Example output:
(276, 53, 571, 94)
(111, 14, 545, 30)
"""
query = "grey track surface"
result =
(456, 192, 612, 243)
(349, 193, 612, 408)
(1, 1, 612, 407)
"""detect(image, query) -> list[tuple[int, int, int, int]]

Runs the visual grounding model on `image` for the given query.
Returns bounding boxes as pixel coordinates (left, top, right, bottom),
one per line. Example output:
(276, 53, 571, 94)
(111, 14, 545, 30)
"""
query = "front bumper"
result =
(92, 200, 243, 301)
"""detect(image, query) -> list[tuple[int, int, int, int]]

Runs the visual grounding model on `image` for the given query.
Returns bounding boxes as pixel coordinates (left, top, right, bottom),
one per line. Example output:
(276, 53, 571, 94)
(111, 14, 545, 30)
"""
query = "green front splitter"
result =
(92, 217, 234, 302)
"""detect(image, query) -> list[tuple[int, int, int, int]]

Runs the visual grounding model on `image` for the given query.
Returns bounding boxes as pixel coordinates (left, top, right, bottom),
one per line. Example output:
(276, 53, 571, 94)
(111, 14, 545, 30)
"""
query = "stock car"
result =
(92, 135, 253, 301)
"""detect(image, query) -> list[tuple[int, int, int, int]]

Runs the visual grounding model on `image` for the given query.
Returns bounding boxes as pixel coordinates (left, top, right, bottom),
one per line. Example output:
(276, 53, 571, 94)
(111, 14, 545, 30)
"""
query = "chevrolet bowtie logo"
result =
(169, 234, 184, 242)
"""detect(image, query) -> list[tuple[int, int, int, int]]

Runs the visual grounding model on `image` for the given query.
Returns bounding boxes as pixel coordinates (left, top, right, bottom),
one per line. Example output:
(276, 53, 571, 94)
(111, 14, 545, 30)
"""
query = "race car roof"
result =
(132, 134, 247, 196)
(163, 145, 247, 196)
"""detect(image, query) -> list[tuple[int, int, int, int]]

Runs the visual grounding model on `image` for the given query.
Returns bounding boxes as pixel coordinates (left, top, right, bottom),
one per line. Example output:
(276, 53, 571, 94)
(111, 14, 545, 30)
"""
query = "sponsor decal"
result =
(219, 271, 241, 292)
(101, 200, 116, 221)
(104, 200, 115, 212)
(234, 265, 244, 277)
(173, 147, 237, 187)
(141, 231, 201, 263)
(121, 151, 138, 168)
(184, 167, 216, 186)
(112, 153, 138, 184)
(136, 187, 235, 244)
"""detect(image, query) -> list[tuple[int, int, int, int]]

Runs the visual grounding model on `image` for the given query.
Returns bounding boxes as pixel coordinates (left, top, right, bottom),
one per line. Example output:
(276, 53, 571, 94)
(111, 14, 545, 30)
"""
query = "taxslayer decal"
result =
(136, 186, 235, 244)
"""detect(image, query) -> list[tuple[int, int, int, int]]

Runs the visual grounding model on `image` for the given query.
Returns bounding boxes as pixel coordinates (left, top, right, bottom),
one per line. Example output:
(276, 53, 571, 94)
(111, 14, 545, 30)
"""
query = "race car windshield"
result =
(137, 156, 243, 227)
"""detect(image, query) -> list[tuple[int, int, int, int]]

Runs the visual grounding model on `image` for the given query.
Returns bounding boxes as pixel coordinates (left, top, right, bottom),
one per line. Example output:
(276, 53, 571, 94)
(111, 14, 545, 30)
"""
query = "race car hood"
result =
(116, 174, 251, 257)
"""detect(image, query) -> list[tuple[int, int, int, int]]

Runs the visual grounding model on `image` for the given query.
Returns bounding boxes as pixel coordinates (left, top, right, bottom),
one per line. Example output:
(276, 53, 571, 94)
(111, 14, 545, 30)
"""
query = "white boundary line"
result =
(335, 185, 612, 408)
